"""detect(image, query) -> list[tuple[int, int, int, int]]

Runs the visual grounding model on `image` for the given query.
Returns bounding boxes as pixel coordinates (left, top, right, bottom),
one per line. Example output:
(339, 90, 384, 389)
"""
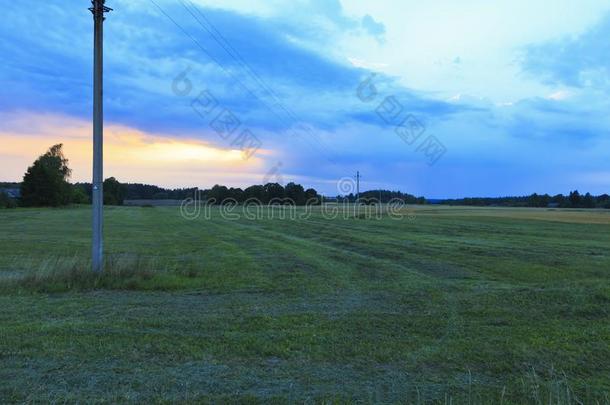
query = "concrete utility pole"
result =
(356, 171, 361, 204)
(90, 0, 111, 273)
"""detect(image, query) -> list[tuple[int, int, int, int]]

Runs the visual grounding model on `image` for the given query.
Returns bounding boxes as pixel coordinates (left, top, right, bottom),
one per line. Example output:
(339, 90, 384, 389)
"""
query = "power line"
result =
(148, 0, 264, 106)
(179, 0, 332, 159)
(181, 1, 317, 132)
(150, 0, 334, 161)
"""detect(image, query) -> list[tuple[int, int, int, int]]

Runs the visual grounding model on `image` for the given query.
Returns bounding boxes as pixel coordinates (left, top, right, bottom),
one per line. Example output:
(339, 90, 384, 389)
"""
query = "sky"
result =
(1, 0, 610, 198)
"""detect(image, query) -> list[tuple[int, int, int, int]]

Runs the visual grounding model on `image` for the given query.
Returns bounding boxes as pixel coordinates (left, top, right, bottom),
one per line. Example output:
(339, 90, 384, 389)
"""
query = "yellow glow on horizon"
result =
(0, 111, 272, 188)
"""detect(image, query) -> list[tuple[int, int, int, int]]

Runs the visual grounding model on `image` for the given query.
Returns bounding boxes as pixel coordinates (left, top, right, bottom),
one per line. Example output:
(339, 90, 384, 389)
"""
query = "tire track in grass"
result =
(204, 217, 463, 371)
(221, 216, 436, 284)
(293, 213, 603, 283)
(234, 214, 473, 282)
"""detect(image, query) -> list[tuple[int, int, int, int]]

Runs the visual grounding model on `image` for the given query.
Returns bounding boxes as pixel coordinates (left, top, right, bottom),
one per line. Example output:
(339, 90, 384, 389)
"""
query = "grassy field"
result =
(0, 205, 608, 403)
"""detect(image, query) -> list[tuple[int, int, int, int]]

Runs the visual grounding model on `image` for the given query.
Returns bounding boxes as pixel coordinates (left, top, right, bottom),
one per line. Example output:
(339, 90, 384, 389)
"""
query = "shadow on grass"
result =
(0, 255, 199, 293)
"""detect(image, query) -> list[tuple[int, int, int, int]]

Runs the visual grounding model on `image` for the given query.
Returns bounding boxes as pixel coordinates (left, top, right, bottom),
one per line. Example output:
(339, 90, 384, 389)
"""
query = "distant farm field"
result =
(0, 205, 608, 403)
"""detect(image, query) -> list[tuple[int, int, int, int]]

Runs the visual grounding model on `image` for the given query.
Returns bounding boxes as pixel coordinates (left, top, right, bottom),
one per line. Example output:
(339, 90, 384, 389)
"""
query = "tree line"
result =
(2, 144, 608, 209)
(0, 145, 129, 208)
(200, 183, 321, 205)
(440, 192, 610, 209)
(0, 144, 325, 207)
(76, 182, 323, 205)
(339, 190, 426, 204)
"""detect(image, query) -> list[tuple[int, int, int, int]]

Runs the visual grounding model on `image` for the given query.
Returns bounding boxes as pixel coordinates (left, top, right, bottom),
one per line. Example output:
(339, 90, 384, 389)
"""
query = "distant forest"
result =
(4, 144, 607, 209)
(2, 181, 609, 209)
(74, 182, 427, 205)
(440, 191, 610, 209)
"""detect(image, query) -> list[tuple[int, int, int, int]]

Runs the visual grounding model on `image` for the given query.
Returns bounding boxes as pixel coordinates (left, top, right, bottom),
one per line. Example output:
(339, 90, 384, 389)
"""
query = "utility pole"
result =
(356, 171, 361, 204)
(90, 0, 111, 273)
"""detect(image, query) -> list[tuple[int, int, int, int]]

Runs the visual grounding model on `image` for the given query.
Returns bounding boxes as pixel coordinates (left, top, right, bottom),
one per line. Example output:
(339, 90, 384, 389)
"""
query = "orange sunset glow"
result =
(0, 111, 270, 188)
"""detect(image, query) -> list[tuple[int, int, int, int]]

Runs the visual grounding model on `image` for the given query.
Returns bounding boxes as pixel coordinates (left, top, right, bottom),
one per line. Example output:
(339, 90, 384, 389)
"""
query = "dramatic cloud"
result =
(361, 15, 385, 41)
(523, 14, 610, 89)
(1, 0, 610, 197)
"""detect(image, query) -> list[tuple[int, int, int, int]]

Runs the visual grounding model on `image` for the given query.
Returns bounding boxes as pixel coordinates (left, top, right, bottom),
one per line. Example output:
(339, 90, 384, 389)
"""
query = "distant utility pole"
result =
(356, 171, 361, 204)
(90, 0, 111, 273)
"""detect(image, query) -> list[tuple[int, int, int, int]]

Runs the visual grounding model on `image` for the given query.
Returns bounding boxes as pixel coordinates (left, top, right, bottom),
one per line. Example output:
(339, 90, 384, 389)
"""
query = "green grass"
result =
(0, 205, 608, 403)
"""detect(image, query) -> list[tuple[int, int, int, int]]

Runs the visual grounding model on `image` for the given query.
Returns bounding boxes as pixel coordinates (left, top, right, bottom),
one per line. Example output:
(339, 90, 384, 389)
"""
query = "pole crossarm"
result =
(89, 0, 112, 19)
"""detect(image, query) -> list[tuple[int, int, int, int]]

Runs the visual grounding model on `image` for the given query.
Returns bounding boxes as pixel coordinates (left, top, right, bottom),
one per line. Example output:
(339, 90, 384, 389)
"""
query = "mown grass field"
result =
(0, 205, 608, 403)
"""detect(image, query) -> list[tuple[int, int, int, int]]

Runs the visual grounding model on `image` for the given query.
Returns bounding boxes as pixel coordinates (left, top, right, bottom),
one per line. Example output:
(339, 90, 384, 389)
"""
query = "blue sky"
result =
(1, 0, 610, 198)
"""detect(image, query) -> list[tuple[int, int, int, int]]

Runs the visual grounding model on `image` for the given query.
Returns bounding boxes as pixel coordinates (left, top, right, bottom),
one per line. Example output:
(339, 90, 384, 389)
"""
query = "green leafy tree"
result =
(264, 183, 285, 202)
(244, 185, 266, 203)
(228, 187, 244, 202)
(285, 182, 305, 205)
(71, 184, 90, 204)
(582, 192, 595, 208)
(21, 144, 72, 207)
(568, 190, 582, 208)
(103, 177, 126, 206)
(304, 188, 321, 205)
(208, 185, 229, 203)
